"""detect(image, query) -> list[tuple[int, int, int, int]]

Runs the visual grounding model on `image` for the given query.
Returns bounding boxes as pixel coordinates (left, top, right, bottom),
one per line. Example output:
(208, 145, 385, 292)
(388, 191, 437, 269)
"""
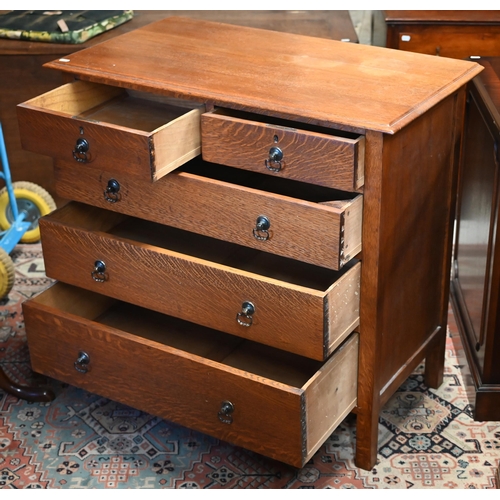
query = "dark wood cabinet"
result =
(451, 57, 500, 421)
(385, 11, 500, 59)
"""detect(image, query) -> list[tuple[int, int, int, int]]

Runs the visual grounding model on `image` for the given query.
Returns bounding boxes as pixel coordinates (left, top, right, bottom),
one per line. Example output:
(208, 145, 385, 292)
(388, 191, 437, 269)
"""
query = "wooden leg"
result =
(354, 406, 379, 471)
(0, 366, 55, 402)
(424, 326, 446, 389)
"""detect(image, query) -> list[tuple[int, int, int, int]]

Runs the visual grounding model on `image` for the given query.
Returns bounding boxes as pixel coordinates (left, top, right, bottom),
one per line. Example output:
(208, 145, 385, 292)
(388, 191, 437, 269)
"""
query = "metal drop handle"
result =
(253, 215, 271, 241)
(218, 400, 234, 424)
(73, 138, 89, 163)
(265, 146, 283, 172)
(236, 301, 255, 327)
(74, 351, 90, 373)
(91, 260, 107, 282)
(104, 179, 121, 203)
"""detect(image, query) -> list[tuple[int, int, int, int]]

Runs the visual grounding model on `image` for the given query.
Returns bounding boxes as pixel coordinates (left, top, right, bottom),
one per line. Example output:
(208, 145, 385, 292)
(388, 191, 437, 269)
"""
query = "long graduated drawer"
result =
(52, 159, 362, 270)
(201, 108, 365, 191)
(22, 282, 359, 468)
(17, 80, 204, 182)
(39, 202, 361, 361)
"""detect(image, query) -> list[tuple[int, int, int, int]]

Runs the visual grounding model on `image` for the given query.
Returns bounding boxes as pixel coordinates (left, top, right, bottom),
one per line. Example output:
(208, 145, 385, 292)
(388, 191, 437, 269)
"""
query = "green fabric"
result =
(0, 10, 134, 44)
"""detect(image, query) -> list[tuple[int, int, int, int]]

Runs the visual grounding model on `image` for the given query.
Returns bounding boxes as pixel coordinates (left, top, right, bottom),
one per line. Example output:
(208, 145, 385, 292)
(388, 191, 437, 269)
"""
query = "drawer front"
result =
(17, 80, 203, 181)
(40, 202, 361, 361)
(201, 110, 365, 191)
(53, 160, 362, 270)
(391, 25, 500, 58)
(23, 283, 359, 468)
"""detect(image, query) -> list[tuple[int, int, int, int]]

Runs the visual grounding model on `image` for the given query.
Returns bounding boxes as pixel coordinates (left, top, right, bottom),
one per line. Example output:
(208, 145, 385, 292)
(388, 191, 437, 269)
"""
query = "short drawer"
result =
(53, 159, 362, 270)
(23, 282, 359, 468)
(201, 108, 365, 191)
(40, 202, 361, 361)
(17, 80, 203, 181)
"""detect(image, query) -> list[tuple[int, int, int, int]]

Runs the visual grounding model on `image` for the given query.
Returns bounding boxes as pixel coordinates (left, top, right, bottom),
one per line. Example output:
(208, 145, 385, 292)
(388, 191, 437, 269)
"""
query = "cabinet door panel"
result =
(455, 90, 499, 360)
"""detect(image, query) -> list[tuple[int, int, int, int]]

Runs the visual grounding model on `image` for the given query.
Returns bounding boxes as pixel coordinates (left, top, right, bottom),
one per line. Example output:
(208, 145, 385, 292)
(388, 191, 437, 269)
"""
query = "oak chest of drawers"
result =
(17, 17, 482, 470)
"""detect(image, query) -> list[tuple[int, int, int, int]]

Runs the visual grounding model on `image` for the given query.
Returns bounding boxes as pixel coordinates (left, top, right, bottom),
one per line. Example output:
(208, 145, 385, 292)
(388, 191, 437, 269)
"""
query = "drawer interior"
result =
(28, 80, 202, 133)
(78, 94, 190, 132)
(182, 159, 358, 204)
(46, 202, 359, 292)
(34, 283, 324, 388)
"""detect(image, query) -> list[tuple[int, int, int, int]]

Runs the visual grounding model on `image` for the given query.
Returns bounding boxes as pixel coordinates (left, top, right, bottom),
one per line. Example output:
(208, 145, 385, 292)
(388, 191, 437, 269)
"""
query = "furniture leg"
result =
(354, 405, 379, 471)
(424, 326, 446, 389)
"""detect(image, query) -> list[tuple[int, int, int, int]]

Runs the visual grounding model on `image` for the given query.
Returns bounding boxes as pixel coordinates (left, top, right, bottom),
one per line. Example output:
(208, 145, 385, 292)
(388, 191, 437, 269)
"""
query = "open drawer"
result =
(53, 158, 362, 270)
(39, 202, 361, 361)
(17, 80, 204, 181)
(201, 108, 365, 191)
(23, 282, 359, 468)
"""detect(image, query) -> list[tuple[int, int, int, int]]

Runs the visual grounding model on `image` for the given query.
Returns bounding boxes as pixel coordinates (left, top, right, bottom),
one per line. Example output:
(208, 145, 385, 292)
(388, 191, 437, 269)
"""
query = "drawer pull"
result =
(265, 146, 283, 172)
(73, 138, 90, 163)
(91, 260, 107, 282)
(236, 301, 255, 327)
(253, 215, 271, 241)
(218, 400, 234, 424)
(104, 179, 121, 203)
(74, 351, 90, 373)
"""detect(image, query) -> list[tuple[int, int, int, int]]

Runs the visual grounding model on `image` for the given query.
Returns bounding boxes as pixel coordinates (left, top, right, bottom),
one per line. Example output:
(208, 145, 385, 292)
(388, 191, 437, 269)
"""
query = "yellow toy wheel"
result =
(0, 247, 15, 299)
(0, 182, 56, 243)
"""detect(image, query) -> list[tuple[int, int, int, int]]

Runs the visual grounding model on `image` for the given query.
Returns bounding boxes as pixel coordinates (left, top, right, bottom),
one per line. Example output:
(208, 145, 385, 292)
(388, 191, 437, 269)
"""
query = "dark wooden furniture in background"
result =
(0, 10, 357, 207)
(385, 11, 500, 59)
(451, 57, 500, 421)
(17, 17, 480, 470)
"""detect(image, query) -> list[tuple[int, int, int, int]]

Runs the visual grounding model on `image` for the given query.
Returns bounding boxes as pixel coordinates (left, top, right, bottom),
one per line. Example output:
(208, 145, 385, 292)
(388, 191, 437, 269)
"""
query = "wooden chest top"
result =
(43, 16, 482, 134)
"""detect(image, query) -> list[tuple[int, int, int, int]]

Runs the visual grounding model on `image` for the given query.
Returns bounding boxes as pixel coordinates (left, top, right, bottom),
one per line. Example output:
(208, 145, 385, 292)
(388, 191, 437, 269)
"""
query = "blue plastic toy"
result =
(0, 122, 56, 298)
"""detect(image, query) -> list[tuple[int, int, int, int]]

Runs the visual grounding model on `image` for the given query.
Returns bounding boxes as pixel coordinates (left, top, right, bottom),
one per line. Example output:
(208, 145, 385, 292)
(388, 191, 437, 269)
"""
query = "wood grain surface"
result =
(17, 80, 203, 181)
(52, 159, 361, 270)
(23, 282, 359, 468)
(201, 110, 364, 190)
(39, 202, 361, 360)
(42, 17, 482, 134)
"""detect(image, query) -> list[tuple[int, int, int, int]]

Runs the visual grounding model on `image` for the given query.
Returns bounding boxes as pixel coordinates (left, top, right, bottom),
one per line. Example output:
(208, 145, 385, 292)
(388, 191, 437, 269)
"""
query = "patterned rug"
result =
(1, 244, 499, 489)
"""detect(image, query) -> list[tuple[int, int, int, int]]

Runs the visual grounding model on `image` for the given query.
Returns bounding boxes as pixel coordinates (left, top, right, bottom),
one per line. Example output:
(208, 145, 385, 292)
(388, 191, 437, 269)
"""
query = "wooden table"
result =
(385, 11, 500, 58)
(17, 16, 481, 471)
(0, 10, 357, 206)
(451, 57, 500, 421)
